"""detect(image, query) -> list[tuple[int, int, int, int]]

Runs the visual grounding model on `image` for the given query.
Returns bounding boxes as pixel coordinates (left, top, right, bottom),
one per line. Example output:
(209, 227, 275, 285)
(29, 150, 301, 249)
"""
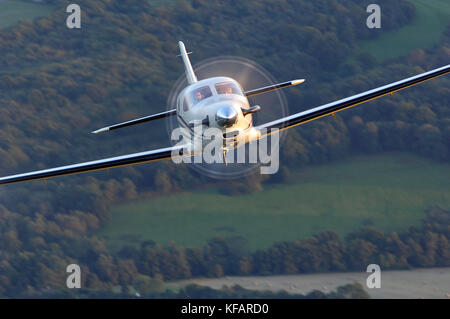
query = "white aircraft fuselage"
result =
(175, 42, 261, 153)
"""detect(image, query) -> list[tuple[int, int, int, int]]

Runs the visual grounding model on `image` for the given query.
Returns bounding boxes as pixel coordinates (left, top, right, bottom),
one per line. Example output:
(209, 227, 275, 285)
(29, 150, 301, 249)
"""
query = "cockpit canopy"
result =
(182, 80, 244, 112)
(186, 85, 213, 110)
(215, 81, 242, 95)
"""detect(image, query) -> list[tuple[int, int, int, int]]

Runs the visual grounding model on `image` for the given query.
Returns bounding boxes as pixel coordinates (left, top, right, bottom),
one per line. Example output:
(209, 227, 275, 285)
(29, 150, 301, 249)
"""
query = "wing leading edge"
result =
(257, 64, 450, 132)
(0, 145, 185, 185)
(92, 109, 176, 134)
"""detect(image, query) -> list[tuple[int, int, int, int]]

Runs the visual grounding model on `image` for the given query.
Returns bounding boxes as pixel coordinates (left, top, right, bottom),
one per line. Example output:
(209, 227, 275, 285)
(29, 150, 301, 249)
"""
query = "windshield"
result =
(215, 81, 243, 96)
(186, 86, 213, 109)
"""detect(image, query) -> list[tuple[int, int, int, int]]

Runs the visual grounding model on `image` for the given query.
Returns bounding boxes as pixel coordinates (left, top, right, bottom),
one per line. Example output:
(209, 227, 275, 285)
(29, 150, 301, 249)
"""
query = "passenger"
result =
(225, 86, 233, 94)
(217, 85, 233, 95)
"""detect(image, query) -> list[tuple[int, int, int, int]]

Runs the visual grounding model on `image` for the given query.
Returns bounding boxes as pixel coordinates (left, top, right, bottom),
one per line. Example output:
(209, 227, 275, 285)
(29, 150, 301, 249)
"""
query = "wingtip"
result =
(291, 79, 306, 86)
(92, 127, 109, 134)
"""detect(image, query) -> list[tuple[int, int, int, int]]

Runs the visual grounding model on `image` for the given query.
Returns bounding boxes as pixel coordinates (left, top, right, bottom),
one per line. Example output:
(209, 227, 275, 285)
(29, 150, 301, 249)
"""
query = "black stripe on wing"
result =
(257, 65, 450, 132)
(244, 79, 305, 97)
(0, 145, 185, 185)
(92, 109, 177, 134)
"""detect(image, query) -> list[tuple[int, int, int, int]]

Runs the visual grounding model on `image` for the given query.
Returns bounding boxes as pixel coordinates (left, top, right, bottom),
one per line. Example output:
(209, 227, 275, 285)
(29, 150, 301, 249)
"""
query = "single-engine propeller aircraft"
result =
(0, 41, 449, 185)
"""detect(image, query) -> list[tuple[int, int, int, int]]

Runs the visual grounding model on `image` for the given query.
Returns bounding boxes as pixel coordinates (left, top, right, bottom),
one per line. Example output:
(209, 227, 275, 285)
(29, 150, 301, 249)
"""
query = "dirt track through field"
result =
(169, 267, 450, 299)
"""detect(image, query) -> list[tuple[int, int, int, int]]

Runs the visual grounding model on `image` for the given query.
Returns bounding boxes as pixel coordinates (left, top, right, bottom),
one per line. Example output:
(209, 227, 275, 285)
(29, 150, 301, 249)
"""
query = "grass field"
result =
(97, 153, 450, 251)
(356, 0, 450, 62)
(0, 0, 55, 29)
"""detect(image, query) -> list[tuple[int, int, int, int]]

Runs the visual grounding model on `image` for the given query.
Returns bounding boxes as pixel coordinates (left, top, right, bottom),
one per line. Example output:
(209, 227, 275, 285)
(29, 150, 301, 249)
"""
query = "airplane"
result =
(0, 41, 449, 185)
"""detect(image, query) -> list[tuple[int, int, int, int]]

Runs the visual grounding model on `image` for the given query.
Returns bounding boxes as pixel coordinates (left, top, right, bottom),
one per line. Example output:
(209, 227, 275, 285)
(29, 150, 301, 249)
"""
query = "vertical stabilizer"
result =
(178, 41, 197, 84)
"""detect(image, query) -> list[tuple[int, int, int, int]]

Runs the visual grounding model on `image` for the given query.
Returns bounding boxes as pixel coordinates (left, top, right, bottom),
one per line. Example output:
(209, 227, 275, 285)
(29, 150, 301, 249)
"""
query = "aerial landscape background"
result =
(0, 0, 448, 298)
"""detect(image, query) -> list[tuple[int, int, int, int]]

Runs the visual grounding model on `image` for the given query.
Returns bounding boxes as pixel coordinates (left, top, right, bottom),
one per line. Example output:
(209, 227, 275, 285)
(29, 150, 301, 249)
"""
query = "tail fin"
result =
(178, 41, 197, 84)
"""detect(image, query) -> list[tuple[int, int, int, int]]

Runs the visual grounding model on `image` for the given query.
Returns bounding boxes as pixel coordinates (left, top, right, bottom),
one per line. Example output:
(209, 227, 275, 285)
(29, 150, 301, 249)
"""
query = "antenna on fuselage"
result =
(178, 41, 197, 84)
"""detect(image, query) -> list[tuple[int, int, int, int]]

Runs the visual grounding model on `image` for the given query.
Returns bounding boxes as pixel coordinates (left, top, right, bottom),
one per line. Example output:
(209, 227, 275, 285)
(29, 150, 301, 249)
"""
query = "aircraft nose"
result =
(215, 106, 238, 128)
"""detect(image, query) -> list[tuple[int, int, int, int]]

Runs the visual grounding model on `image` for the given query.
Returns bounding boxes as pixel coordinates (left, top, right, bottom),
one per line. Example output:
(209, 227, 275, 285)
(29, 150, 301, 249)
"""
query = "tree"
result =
(154, 169, 172, 192)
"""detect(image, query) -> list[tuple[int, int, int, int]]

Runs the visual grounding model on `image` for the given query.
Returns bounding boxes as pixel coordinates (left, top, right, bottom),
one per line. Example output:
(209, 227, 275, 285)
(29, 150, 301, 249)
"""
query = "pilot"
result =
(195, 90, 204, 102)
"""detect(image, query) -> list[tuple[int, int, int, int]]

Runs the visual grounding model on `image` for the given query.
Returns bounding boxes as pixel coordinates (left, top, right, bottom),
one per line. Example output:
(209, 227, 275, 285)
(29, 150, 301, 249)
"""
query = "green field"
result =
(356, 0, 450, 62)
(0, 0, 55, 29)
(97, 153, 450, 251)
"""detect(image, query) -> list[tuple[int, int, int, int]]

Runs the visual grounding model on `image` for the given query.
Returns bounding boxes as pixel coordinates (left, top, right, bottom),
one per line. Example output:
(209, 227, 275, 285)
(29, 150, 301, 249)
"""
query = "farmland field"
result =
(0, 0, 55, 29)
(97, 152, 450, 251)
(356, 0, 450, 62)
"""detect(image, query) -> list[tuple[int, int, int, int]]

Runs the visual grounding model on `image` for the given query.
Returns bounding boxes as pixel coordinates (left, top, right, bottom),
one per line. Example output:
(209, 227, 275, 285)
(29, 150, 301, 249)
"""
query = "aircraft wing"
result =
(257, 64, 450, 133)
(92, 109, 176, 134)
(0, 145, 185, 185)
